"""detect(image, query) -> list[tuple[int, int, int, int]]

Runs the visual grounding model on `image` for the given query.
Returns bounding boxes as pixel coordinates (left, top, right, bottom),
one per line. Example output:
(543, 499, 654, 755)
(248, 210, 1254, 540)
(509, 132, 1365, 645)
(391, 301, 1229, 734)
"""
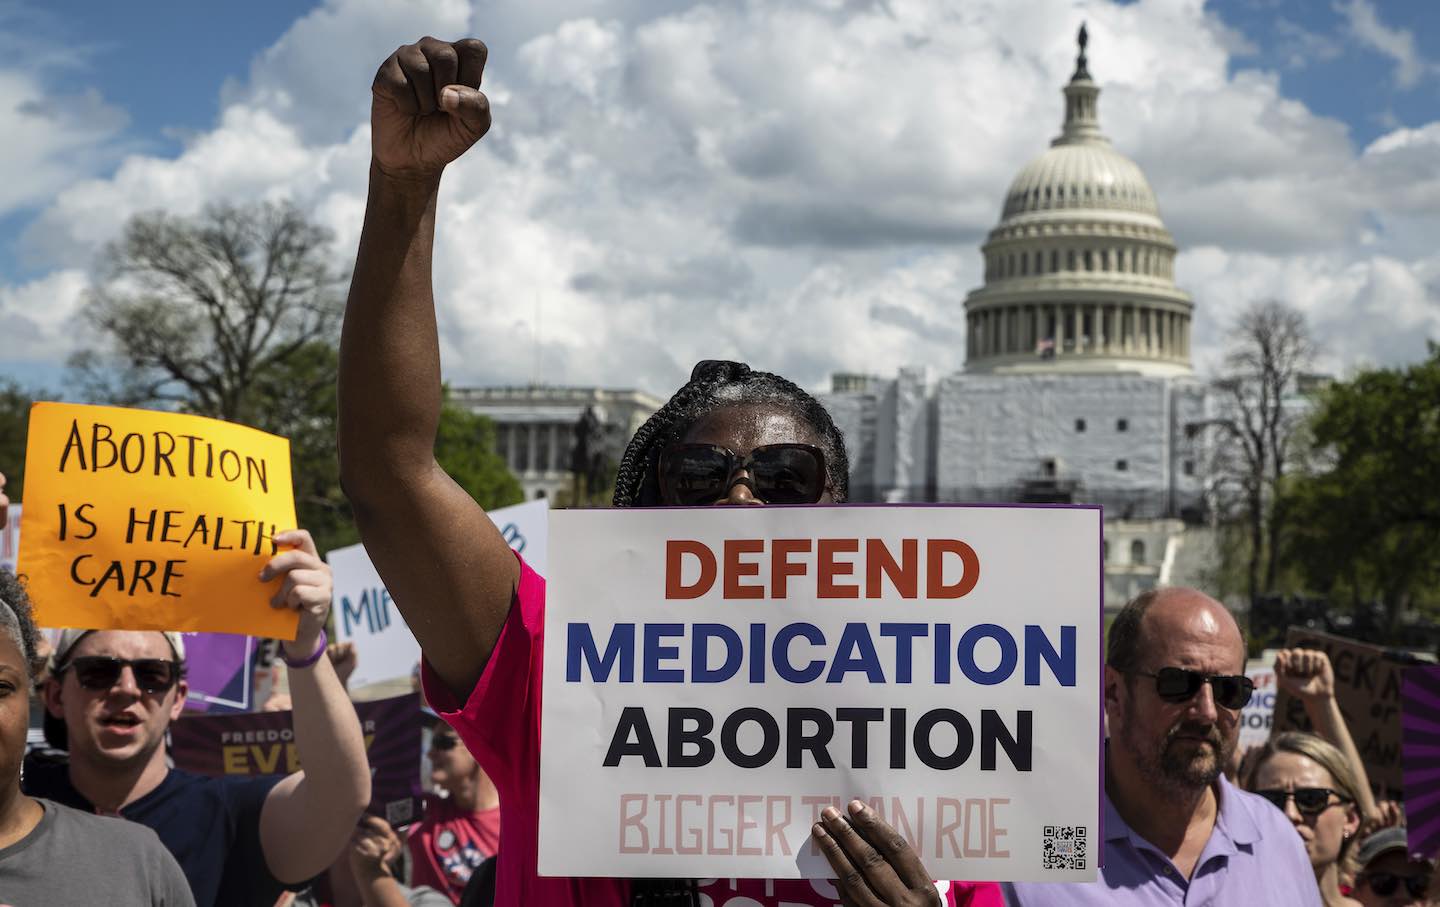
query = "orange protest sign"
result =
(16, 402, 300, 638)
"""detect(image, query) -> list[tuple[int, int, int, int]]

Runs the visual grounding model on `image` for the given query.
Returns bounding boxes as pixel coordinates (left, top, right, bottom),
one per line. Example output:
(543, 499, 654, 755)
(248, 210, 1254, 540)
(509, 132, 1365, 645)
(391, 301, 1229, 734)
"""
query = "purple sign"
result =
(170, 692, 423, 826)
(1401, 666, 1440, 859)
(180, 632, 256, 713)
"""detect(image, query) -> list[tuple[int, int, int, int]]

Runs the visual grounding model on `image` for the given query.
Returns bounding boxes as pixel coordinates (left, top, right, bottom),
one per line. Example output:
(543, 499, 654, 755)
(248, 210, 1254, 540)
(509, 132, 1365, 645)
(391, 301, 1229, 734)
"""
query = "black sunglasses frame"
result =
(1361, 871, 1431, 898)
(1128, 666, 1254, 710)
(1253, 787, 1350, 818)
(429, 734, 461, 752)
(657, 443, 828, 506)
(60, 655, 181, 695)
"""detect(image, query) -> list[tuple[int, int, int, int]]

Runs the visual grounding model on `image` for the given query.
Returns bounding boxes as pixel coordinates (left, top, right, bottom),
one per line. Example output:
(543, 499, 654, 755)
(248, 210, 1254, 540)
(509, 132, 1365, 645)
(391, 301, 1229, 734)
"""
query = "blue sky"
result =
(1, 0, 1437, 394)
(0, 0, 305, 277)
(1212, 0, 1440, 143)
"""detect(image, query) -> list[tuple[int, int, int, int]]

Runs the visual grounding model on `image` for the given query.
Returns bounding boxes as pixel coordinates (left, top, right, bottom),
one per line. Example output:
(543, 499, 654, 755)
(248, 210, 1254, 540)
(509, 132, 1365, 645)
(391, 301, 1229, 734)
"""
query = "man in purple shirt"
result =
(1004, 587, 1321, 906)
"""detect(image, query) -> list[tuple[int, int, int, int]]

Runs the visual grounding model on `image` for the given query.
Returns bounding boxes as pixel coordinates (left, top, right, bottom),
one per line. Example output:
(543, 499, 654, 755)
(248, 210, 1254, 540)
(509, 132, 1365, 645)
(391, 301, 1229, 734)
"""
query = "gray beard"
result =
(1120, 699, 1235, 795)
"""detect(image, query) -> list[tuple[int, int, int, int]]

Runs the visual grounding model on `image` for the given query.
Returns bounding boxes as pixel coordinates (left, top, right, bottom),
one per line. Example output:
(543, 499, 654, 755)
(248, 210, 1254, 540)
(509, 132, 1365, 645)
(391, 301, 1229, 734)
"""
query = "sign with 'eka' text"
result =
(539, 505, 1102, 882)
(17, 402, 298, 637)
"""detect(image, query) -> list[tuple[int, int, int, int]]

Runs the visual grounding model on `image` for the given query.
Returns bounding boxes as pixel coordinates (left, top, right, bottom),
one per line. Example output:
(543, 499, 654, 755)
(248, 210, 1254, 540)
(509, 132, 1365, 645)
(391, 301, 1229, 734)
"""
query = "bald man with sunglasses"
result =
(24, 529, 371, 907)
(1003, 587, 1323, 906)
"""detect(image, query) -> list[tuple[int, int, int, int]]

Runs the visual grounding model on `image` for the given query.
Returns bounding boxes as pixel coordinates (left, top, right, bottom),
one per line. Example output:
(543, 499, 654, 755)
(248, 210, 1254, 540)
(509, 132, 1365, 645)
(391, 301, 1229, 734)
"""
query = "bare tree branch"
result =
(1203, 299, 1317, 608)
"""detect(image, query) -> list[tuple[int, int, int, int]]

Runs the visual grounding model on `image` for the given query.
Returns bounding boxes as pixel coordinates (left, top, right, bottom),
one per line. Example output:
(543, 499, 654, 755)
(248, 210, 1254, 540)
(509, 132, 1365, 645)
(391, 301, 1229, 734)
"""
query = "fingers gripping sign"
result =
(259, 529, 333, 657)
(371, 36, 491, 179)
(812, 800, 943, 907)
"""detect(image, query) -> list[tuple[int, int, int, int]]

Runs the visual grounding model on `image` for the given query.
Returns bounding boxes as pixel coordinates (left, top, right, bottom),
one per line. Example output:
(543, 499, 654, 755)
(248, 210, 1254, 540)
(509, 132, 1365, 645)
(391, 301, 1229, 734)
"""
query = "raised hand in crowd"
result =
(253, 528, 373, 884)
(1371, 799, 1404, 831)
(1275, 647, 1380, 823)
(348, 815, 452, 907)
(347, 815, 403, 901)
(0, 470, 8, 528)
(1275, 648, 1336, 701)
(329, 641, 358, 689)
(339, 35, 515, 707)
(370, 36, 491, 181)
(263, 529, 336, 662)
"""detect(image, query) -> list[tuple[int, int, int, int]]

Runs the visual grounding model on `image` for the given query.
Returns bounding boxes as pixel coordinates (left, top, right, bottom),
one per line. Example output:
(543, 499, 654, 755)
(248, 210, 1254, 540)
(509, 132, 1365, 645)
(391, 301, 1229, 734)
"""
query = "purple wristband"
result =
(282, 629, 327, 670)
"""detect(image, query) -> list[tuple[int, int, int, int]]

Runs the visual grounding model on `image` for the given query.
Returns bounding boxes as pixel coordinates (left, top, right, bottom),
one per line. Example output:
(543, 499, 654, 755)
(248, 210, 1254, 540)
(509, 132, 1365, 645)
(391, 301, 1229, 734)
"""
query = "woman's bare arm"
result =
(338, 37, 518, 701)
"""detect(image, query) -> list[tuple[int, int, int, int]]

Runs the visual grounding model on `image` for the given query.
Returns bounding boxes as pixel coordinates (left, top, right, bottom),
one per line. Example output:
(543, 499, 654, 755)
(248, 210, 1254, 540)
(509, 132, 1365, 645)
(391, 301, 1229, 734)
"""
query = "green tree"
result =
(435, 391, 525, 513)
(70, 201, 344, 422)
(0, 380, 42, 502)
(68, 202, 521, 554)
(1203, 299, 1316, 609)
(1282, 344, 1440, 637)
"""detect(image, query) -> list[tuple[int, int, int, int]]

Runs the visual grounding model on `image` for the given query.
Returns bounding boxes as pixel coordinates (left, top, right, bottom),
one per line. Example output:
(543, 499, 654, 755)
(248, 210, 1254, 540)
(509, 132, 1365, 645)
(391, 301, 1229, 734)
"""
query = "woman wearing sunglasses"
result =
(0, 569, 194, 904)
(339, 34, 1000, 907)
(1247, 732, 1365, 907)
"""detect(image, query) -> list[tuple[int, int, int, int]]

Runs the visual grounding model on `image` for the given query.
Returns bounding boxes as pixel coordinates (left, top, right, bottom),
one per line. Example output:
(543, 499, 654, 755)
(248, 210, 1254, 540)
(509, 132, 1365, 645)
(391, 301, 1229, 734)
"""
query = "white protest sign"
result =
(1240, 666, 1277, 750)
(539, 504, 1101, 882)
(328, 499, 548, 689)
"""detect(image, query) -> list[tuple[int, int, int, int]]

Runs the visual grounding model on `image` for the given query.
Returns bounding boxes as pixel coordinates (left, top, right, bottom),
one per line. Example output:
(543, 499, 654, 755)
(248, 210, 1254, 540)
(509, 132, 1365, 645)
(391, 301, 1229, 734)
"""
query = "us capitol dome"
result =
(963, 25, 1193, 377)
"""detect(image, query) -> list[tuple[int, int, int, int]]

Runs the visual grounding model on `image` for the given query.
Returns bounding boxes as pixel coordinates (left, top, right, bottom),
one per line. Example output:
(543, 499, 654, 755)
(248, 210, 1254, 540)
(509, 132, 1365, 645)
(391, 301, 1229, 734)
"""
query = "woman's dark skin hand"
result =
(812, 800, 944, 907)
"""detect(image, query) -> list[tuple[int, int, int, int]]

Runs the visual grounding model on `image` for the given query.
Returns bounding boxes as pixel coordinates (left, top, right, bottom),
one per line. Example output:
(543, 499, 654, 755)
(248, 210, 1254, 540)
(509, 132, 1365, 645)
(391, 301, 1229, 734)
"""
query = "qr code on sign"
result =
(1042, 825, 1087, 870)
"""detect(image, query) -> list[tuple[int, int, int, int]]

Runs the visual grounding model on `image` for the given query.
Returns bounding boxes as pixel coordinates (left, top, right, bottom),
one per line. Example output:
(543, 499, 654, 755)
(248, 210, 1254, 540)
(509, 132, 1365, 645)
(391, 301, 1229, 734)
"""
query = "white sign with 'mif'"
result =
(328, 499, 549, 689)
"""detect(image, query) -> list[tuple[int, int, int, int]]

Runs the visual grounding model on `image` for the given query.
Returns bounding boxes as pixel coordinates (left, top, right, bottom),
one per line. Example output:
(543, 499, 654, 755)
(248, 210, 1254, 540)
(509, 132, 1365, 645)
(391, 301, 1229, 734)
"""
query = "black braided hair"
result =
(613, 359, 850, 508)
(618, 361, 848, 906)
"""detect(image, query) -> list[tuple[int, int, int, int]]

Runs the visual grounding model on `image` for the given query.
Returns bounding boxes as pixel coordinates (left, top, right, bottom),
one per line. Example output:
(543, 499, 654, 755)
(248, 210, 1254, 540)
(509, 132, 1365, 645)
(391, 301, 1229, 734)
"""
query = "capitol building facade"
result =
(819, 32, 1213, 607)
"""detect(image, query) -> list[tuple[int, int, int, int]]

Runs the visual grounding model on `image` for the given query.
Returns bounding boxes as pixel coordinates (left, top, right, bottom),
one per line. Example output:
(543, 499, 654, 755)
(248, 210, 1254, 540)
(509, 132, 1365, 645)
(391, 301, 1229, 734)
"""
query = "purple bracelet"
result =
(282, 629, 327, 670)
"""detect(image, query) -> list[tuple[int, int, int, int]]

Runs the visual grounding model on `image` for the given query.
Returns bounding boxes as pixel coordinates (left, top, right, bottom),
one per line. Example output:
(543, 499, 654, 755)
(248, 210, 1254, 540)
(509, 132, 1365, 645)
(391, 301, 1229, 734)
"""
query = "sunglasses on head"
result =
(1253, 787, 1349, 817)
(62, 656, 180, 694)
(657, 443, 827, 506)
(430, 734, 461, 752)
(1362, 871, 1430, 898)
(1128, 666, 1254, 710)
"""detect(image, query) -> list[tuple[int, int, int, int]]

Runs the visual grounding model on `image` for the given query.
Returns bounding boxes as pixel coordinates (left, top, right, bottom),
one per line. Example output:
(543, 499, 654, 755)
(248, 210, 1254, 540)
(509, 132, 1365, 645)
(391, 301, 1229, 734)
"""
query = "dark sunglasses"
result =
(430, 733, 461, 752)
(62, 656, 180, 694)
(1253, 787, 1349, 817)
(1362, 871, 1430, 898)
(657, 443, 827, 506)
(1129, 667, 1254, 710)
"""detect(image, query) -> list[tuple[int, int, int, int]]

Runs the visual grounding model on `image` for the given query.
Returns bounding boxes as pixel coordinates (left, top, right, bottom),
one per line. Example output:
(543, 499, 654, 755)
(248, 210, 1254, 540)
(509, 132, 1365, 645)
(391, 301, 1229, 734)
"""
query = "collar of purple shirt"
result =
(1105, 771, 1262, 859)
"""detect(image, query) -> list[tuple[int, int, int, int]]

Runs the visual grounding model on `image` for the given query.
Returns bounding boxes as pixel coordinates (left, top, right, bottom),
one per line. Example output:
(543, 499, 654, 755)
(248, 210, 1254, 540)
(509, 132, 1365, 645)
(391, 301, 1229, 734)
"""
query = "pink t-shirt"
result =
(421, 557, 1004, 907)
(408, 795, 501, 903)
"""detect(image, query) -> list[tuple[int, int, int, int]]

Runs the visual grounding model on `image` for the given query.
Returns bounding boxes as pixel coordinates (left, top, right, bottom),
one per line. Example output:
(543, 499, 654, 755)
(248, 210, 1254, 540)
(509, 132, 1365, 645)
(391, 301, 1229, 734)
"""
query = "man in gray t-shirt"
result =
(0, 798, 194, 906)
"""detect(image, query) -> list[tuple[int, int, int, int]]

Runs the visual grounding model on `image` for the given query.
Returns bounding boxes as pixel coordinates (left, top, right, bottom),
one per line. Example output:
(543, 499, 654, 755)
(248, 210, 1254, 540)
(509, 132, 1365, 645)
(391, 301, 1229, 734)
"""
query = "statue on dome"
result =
(1074, 22, 1091, 80)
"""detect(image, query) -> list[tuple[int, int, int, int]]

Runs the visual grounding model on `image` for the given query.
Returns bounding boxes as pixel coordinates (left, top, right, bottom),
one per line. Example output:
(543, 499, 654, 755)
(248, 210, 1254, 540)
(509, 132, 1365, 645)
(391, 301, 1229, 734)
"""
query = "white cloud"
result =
(0, 70, 128, 221)
(1335, 0, 1434, 90)
(0, 269, 90, 365)
(4, 0, 1439, 396)
(1179, 246, 1440, 375)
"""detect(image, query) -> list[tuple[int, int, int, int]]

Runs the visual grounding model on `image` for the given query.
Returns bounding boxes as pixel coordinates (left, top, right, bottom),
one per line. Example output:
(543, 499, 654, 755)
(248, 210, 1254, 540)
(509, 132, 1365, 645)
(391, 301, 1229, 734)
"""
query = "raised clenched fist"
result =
(1274, 647, 1335, 702)
(371, 37, 490, 179)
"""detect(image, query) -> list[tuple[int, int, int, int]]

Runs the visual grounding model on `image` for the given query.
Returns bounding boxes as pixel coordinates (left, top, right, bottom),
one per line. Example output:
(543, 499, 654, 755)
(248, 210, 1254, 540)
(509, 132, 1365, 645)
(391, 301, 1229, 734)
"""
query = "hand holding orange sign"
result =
(16, 402, 301, 637)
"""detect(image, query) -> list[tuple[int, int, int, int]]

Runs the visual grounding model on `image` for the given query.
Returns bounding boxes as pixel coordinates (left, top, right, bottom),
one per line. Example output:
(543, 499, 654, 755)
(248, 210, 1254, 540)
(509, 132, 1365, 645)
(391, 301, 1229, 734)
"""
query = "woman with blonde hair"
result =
(1248, 731, 1365, 907)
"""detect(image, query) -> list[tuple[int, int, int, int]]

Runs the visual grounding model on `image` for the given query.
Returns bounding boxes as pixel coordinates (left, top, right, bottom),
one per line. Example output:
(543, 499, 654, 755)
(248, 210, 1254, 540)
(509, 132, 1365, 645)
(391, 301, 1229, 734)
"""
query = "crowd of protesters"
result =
(1, 31, 1437, 907)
